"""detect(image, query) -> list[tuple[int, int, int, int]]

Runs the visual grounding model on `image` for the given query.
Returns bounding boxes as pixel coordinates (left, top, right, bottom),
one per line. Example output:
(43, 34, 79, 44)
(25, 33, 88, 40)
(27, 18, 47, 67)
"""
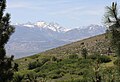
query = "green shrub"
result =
(49, 74, 62, 79)
(28, 61, 42, 70)
(77, 59, 92, 69)
(69, 69, 76, 75)
(59, 78, 87, 82)
(37, 72, 47, 78)
(48, 69, 65, 78)
(56, 58, 62, 62)
(88, 54, 99, 60)
(88, 54, 111, 63)
(78, 59, 92, 64)
(53, 69, 65, 75)
(35, 62, 62, 73)
(26, 71, 38, 82)
(52, 56, 57, 61)
(69, 54, 79, 59)
(41, 57, 50, 64)
(114, 58, 120, 65)
(12, 73, 24, 82)
(60, 59, 77, 65)
(29, 55, 39, 59)
(24, 58, 27, 61)
(98, 55, 111, 63)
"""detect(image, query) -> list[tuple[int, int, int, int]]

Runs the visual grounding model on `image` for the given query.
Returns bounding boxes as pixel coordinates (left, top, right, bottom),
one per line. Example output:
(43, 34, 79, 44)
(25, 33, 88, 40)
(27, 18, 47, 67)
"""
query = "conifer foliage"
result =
(104, 2, 120, 57)
(0, 0, 18, 82)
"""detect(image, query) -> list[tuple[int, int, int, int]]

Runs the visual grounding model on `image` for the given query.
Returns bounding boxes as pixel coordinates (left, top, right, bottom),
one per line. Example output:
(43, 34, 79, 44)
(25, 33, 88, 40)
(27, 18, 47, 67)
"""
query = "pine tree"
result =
(81, 47, 88, 59)
(104, 2, 120, 57)
(0, 0, 18, 82)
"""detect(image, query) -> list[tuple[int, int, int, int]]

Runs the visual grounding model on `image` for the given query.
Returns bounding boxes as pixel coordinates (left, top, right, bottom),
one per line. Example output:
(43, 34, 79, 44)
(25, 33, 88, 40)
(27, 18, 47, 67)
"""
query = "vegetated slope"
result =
(16, 33, 110, 70)
(15, 33, 115, 82)
(41, 33, 110, 56)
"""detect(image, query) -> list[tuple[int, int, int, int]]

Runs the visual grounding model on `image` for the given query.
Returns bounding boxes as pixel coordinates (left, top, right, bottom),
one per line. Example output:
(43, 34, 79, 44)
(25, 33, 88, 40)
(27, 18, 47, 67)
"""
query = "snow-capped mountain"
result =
(21, 21, 70, 32)
(6, 21, 106, 58)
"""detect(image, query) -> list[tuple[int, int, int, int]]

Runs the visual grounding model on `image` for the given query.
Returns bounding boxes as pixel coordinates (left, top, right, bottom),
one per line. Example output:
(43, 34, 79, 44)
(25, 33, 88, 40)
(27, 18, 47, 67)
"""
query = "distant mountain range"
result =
(6, 21, 106, 58)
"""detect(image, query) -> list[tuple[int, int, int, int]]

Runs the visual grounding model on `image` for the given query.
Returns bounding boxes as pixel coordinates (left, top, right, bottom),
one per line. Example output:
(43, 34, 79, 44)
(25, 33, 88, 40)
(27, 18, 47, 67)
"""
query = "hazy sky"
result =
(6, 0, 120, 28)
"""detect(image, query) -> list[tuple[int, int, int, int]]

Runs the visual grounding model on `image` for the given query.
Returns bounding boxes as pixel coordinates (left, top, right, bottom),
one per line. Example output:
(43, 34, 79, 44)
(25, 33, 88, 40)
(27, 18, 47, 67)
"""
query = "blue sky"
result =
(6, 0, 120, 28)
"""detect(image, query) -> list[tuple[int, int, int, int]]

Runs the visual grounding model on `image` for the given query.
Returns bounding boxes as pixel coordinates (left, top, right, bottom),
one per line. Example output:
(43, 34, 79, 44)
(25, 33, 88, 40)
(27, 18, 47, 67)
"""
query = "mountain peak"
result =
(35, 21, 47, 27)
(87, 24, 104, 30)
(19, 21, 69, 32)
(47, 22, 69, 32)
(14, 21, 104, 33)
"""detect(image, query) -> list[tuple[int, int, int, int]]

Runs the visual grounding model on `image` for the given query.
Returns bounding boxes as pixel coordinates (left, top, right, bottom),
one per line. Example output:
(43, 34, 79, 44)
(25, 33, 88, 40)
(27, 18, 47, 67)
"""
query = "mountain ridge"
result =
(6, 21, 106, 58)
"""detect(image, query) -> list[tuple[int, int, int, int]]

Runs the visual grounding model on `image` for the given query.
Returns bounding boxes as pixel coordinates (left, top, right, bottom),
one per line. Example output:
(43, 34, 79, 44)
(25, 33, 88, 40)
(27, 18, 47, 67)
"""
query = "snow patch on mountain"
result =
(23, 24, 34, 28)
(21, 21, 70, 32)
(35, 21, 47, 27)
